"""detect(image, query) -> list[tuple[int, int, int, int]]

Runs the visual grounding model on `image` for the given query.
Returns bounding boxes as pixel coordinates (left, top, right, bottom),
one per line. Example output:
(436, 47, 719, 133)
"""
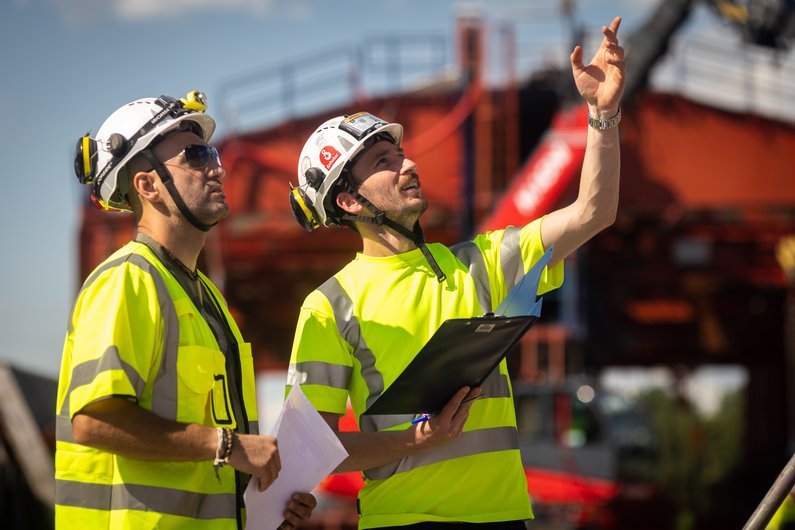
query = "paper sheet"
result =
(244, 384, 349, 530)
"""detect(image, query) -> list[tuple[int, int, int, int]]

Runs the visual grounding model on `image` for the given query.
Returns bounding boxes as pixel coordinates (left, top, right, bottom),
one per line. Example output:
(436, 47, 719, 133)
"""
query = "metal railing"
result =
(652, 32, 795, 122)
(216, 34, 449, 135)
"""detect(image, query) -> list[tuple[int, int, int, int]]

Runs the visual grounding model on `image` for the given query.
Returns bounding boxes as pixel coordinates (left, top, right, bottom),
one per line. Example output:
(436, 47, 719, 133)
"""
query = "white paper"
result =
(244, 384, 349, 530)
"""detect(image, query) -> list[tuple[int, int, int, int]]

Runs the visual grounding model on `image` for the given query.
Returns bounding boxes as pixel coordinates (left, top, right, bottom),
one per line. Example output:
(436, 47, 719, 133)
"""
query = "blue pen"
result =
(411, 414, 430, 425)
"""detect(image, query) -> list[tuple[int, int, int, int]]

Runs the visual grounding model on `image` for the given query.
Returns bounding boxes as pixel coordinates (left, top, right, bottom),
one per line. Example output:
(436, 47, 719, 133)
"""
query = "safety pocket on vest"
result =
(176, 345, 233, 427)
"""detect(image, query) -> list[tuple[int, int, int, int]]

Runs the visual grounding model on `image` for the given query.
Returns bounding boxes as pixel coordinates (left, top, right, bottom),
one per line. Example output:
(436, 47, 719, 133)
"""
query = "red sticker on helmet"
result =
(319, 145, 341, 170)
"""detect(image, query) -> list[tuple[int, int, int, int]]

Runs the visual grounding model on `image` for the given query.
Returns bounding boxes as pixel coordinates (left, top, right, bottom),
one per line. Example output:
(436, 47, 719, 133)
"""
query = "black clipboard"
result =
(362, 246, 555, 416)
(362, 314, 538, 415)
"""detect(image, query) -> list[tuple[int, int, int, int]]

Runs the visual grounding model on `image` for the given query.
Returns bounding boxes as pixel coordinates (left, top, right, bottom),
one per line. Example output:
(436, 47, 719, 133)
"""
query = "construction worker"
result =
(286, 16, 625, 530)
(56, 91, 316, 529)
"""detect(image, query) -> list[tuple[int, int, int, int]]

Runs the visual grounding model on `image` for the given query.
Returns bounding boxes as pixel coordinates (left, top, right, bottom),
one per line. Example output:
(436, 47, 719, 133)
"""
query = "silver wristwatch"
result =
(587, 108, 622, 130)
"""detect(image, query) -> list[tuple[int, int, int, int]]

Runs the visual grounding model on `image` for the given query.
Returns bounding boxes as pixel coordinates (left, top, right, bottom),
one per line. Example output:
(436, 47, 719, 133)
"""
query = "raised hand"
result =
(570, 16, 626, 115)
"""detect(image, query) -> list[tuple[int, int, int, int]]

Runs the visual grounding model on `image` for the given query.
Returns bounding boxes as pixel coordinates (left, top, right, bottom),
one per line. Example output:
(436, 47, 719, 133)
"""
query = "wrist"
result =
(212, 427, 234, 481)
(588, 104, 619, 120)
(587, 107, 621, 131)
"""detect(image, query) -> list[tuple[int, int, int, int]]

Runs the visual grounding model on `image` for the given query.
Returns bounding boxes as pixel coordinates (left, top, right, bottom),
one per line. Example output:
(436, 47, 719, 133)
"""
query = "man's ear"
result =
(336, 190, 364, 214)
(131, 170, 161, 204)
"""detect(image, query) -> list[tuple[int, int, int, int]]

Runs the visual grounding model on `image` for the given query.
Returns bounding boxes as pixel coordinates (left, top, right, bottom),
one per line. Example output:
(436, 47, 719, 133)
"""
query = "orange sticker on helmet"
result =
(319, 145, 341, 170)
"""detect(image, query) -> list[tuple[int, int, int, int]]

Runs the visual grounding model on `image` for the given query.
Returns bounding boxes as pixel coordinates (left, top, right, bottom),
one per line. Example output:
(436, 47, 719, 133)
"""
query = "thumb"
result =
(570, 45, 584, 74)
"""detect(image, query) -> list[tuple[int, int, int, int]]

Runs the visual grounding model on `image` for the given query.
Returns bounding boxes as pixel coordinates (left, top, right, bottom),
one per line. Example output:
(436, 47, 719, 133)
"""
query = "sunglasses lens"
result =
(184, 145, 219, 168)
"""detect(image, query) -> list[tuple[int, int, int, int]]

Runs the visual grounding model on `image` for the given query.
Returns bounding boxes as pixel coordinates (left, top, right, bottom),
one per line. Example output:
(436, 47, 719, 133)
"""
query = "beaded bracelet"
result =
(213, 427, 233, 482)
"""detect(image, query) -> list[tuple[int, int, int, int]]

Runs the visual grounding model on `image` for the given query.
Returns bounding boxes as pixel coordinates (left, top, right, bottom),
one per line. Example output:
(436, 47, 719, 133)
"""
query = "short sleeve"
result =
(520, 216, 564, 295)
(65, 263, 162, 418)
(287, 291, 353, 415)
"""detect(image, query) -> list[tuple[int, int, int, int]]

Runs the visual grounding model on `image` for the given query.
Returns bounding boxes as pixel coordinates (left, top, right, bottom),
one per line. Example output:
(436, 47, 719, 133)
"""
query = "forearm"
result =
(321, 389, 477, 474)
(72, 397, 216, 461)
(577, 105, 621, 229)
(541, 113, 620, 264)
(332, 428, 418, 474)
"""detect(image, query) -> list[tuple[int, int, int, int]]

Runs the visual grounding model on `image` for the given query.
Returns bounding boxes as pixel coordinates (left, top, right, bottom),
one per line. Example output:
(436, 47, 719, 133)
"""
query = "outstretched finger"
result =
(570, 45, 585, 74)
(602, 16, 622, 45)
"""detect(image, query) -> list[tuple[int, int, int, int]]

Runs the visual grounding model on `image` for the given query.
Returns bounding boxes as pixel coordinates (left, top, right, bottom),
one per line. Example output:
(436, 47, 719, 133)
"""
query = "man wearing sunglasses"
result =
(56, 91, 316, 529)
(286, 17, 625, 530)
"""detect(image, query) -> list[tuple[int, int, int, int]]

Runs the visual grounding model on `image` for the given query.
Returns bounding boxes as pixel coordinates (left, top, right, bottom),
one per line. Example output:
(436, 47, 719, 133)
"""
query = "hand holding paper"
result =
(244, 385, 348, 530)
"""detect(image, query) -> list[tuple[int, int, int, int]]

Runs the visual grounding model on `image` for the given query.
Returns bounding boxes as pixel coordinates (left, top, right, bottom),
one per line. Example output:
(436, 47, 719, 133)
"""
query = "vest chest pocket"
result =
(176, 345, 234, 428)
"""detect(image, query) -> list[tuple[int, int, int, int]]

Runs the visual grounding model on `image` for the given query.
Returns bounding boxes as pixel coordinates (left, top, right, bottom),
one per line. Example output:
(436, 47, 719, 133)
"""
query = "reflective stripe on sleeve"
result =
(364, 425, 519, 481)
(499, 226, 524, 291)
(449, 241, 492, 313)
(288, 361, 352, 389)
(55, 479, 236, 519)
(59, 346, 145, 417)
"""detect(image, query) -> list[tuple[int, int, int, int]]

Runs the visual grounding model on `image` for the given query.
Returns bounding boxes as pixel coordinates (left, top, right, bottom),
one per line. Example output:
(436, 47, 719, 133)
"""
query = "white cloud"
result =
(113, 0, 276, 21)
(50, 0, 300, 26)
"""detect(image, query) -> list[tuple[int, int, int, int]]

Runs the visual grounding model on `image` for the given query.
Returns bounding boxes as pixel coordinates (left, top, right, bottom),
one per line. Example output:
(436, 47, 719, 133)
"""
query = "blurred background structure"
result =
(2, 0, 795, 528)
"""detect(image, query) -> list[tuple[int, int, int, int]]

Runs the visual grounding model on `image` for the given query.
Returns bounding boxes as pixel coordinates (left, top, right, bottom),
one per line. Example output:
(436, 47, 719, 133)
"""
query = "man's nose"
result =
(401, 156, 417, 174)
(210, 162, 226, 180)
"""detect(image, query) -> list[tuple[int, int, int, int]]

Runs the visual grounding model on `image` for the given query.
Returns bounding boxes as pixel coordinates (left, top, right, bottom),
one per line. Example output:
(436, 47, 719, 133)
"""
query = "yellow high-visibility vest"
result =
(289, 219, 563, 529)
(55, 241, 259, 529)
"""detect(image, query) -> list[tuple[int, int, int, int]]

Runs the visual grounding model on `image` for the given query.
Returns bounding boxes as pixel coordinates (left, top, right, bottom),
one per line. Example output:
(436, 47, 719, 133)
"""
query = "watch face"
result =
(339, 112, 387, 140)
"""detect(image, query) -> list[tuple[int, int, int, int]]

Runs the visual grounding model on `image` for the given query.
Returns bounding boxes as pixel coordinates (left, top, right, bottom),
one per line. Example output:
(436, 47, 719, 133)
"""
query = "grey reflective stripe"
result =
(500, 226, 524, 291)
(364, 426, 519, 481)
(55, 479, 236, 519)
(480, 368, 511, 399)
(58, 346, 145, 418)
(288, 361, 352, 389)
(248, 421, 259, 435)
(317, 278, 414, 432)
(55, 413, 74, 443)
(143, 254, 181, 420)
(450, 241, 492, 313)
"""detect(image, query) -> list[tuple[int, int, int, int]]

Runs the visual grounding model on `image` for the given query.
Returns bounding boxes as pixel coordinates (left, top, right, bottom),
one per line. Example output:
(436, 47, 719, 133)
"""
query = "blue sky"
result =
(0, 0, 717, 378)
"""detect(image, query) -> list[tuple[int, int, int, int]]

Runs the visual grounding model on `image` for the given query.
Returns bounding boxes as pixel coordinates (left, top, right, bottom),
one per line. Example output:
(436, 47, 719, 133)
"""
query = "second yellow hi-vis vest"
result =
(289, 220, 564, 529)
(54, 241, 259, 530)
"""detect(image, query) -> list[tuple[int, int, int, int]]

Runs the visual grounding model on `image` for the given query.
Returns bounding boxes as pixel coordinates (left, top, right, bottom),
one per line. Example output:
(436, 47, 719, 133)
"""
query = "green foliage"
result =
(635, 386, 746, 520)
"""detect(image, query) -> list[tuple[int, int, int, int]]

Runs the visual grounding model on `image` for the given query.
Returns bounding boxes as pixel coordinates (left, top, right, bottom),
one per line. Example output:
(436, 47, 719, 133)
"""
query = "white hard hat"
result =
(74, 91, 215, 212)
(291, 111, 403, 229)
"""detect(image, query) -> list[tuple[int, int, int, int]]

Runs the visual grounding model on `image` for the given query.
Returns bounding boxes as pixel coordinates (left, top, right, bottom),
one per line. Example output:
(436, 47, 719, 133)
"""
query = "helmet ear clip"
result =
(107, 133, 130, 158)
(304, 167, 325, 190)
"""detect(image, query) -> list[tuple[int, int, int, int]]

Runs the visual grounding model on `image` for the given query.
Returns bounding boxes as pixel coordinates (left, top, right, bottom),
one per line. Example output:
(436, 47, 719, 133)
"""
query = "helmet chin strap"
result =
(337, 182, 446, 282)
(139, 150, 216, 232)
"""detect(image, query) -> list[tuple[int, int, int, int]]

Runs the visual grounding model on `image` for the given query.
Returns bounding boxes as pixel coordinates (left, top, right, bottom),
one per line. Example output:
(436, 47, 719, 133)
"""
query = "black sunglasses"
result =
(182, 144, 221, 169)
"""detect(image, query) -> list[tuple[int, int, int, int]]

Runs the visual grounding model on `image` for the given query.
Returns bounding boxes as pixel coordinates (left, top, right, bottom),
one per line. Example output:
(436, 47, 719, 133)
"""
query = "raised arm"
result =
(541, 16, 626, 266)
